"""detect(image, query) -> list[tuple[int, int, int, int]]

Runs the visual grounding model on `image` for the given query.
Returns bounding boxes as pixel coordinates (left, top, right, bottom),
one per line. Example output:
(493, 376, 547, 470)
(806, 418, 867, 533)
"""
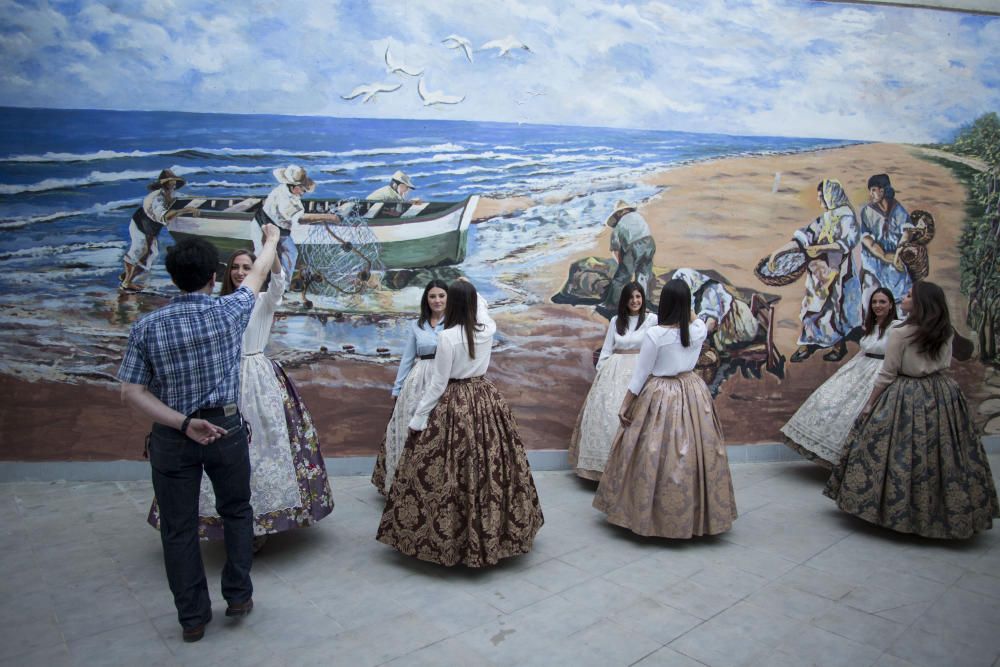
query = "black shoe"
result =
(595, 304, 615, 320)
(790, 345, 814, 363)
(226, 598, 254, 618)
(182, 611, 211, 643)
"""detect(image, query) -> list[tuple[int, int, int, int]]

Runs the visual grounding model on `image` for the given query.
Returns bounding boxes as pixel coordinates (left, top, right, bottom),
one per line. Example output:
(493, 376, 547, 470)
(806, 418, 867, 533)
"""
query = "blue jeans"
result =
(149, 415, 253, 629)
(278, 235, 298, 282)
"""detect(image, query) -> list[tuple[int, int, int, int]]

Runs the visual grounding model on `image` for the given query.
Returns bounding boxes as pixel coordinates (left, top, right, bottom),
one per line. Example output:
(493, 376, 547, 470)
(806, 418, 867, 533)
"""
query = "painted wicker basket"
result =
(754, 249, 807, 287)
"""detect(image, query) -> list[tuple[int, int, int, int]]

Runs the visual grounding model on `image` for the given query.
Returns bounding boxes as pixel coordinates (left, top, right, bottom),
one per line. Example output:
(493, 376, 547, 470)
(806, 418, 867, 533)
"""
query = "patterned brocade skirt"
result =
(824, 373, 999, 539)
(376, 376, 544, 567)
(593, 372, 737, 538)
(372, 359, 434, 495)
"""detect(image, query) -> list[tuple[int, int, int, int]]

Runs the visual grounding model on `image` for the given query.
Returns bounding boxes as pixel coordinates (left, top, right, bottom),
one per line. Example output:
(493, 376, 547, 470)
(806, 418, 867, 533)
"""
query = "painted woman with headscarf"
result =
(767, 179, 863, 362)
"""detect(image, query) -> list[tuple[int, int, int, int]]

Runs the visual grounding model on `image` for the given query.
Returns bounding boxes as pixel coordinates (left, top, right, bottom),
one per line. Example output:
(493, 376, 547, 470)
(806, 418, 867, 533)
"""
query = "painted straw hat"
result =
(605, 200, 636, 227)
(272, 165, 316, 192)
(391, 170, 415, 189)
(147, 169, 186, 191)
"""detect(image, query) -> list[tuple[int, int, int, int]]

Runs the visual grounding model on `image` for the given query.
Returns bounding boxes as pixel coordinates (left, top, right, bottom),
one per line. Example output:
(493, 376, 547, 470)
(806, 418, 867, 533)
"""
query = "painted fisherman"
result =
(858, 173, 913, 304)
(120, 169, 196, 291)
(598, 200, 656, 318)
(366, 170, 418, 203)
(255, 165, 315, 282)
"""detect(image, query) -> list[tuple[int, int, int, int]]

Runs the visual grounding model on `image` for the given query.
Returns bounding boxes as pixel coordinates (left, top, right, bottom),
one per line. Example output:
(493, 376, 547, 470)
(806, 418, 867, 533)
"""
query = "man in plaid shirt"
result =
(119, 224, 279, 643)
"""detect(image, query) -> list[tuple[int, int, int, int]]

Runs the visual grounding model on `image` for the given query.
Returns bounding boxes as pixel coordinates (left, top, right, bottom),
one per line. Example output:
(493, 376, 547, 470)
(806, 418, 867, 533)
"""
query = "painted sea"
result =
(0, 107, 850, 383)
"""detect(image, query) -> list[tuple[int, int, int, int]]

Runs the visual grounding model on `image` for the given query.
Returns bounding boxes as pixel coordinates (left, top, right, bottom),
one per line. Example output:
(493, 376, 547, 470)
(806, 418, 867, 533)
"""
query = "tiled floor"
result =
(2, 458, 999, 667)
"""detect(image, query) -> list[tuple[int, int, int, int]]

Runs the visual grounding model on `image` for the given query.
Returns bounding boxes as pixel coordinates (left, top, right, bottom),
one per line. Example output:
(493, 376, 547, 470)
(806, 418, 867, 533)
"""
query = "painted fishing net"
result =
(296, 200, 384, 295)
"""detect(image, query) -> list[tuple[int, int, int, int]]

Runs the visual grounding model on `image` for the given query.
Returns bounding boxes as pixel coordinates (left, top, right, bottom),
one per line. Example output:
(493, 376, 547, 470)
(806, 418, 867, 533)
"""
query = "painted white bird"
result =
(417, 77, 465, 106)
(384, 45, 424, 77)
(479, 36, 531, 57)
(341, 82, 402, 103)
(442, 34, 474, 63)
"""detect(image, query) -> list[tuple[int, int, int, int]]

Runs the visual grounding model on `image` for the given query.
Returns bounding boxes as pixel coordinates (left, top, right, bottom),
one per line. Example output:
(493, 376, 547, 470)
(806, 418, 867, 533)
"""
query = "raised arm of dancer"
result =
(242, 224, 280, 295)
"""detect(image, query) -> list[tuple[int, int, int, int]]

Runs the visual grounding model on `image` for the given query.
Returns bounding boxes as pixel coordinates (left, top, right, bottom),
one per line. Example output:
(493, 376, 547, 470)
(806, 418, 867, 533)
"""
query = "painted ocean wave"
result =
(1, 142, 469, 164)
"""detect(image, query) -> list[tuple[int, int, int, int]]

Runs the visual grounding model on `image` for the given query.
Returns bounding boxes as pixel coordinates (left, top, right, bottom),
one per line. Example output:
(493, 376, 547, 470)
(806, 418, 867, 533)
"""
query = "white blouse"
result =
(241, 269, 285, 355)
(409, 296, 496, 431)
(596, 314, 656, 370)
(854, 320, 900, 359)
(628, 318, 708, 395)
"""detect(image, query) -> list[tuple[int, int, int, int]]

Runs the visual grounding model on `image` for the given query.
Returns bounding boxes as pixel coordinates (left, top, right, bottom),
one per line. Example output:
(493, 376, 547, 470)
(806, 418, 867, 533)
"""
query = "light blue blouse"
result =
(392, 318, 444, 396)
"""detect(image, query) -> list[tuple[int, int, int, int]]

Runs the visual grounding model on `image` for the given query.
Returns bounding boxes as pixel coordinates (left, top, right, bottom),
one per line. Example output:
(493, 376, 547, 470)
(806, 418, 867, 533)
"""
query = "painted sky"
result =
(1, 0, 998, 142)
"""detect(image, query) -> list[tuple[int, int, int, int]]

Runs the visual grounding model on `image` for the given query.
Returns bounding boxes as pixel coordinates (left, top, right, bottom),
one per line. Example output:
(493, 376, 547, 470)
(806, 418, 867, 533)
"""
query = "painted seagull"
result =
(480, 36, 531, 58)
(442, 34, 474, 63)
(341, 82, 402, 103)
(417, 77, 465, 106)
(384, 45, 424, 77)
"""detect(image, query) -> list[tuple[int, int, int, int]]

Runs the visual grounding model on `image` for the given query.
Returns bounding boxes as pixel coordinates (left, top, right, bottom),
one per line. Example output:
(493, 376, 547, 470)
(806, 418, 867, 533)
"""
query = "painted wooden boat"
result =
(165, 195, 479, 269)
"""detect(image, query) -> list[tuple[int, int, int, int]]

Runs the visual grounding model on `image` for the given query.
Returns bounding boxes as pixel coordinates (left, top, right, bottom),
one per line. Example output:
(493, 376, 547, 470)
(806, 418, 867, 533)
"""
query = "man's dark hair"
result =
(165, 238, 219, 293)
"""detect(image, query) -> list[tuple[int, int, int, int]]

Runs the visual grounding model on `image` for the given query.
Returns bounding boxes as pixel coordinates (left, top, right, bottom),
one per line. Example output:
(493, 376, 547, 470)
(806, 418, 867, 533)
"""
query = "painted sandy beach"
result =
(0, 141, 990, 461)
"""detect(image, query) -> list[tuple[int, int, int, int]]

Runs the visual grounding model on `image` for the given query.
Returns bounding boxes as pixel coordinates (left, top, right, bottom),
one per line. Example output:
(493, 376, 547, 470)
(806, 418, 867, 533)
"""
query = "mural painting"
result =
(0, 1, 997, 462)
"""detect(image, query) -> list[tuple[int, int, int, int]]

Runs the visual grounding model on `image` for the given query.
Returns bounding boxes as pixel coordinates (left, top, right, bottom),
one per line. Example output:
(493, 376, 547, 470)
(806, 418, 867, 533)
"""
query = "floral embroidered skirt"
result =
(567, 353, 638, 481)
(372, 359, 434, 495)
(149, 358, 335, 540)
(376, 376, 544, 567)
(593, 371, 737, 538)
(781, 354, 884, 468)
(824, 372, 998, 539)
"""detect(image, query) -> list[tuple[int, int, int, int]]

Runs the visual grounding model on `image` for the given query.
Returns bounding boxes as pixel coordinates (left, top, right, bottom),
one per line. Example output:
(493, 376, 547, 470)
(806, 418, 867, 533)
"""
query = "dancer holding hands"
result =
(568, 282, 654, 480)
(781, 288, 900, 467)
(372, 280, 448, 495)
(825, 281, 998, 538)
(377, 278, 543, 566)
(593, 279, 737, 538)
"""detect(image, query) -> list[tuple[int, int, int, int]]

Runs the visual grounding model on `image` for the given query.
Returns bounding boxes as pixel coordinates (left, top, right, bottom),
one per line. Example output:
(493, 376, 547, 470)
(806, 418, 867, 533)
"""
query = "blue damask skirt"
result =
(825, 372, 998, 539)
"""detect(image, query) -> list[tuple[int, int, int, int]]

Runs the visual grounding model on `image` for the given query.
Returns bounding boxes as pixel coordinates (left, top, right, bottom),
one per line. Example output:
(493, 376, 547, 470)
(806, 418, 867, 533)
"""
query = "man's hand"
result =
(408, 427, 422, 436)
(186, 419, 228, 445)
(805, 245, 824, 258)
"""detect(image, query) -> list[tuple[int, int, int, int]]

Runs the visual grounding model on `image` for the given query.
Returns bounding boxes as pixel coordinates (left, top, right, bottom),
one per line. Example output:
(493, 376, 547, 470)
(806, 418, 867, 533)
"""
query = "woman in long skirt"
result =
(781, 288, 900, 467)
(825, 281, 998, 538)
(371, 280, 447, 495)
(569, 282, 654, 480)
(593, 279, 737, 538)
(149, 249, 334, 545)
(377, 278, 544, 567)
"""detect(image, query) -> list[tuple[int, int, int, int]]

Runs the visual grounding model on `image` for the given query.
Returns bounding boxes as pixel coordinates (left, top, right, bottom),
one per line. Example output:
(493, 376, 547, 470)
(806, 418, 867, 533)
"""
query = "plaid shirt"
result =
(118, 286, 256, 416)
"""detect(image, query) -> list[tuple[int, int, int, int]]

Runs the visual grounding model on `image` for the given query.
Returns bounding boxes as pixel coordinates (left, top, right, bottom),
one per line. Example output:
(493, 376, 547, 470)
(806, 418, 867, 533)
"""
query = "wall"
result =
(0, 1, 997, 460)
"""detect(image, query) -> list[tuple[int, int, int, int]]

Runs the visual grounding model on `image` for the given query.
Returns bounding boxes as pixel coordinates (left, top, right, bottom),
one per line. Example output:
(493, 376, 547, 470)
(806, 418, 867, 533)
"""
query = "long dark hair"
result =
(862, 287, 896, 339)
(657, 279, 692, 347)
(418, 279, 449, 329)
(904, 281, 951, 359)
(615, 282, 647, 336)
(444, 280, 483, 359)
(220, 249, 266, 296)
